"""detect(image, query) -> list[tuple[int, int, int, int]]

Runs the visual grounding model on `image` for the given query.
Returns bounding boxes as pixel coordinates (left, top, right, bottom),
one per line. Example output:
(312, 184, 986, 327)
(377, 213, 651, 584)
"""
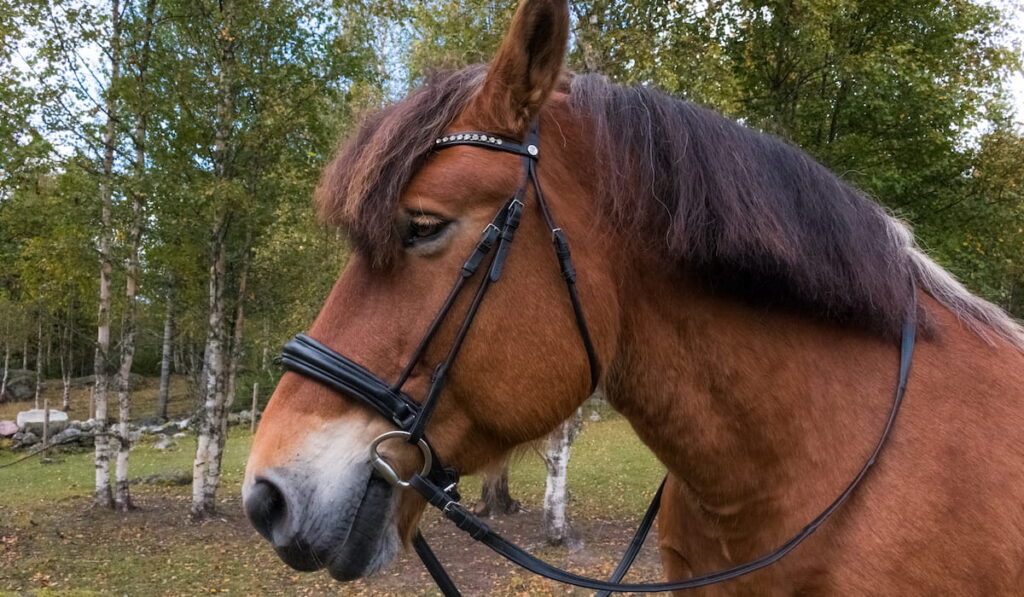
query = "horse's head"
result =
(243, 0, 619, 580)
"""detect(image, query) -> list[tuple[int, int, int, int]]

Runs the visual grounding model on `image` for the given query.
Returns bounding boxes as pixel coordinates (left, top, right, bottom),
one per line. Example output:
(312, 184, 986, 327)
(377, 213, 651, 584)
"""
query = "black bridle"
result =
(279, 121, 917, 595)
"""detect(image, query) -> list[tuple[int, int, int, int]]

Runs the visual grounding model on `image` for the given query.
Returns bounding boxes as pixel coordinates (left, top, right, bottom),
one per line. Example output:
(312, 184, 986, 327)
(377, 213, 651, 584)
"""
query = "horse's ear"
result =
(472, 0, 570, 134)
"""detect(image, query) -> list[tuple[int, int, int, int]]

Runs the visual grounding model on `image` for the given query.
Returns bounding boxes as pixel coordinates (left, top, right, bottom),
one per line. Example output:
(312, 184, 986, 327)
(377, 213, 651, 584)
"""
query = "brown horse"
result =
(244, 0, 1024, 593)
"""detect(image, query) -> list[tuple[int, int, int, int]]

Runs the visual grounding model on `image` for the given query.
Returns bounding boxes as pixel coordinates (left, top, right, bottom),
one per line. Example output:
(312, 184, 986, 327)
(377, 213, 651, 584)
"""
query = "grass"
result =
(0, 399, 665, 595)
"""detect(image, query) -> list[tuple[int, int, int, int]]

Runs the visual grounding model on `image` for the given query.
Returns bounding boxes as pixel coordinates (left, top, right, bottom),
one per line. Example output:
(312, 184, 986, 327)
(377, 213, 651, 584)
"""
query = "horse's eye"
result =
(404, 215, 450, 246)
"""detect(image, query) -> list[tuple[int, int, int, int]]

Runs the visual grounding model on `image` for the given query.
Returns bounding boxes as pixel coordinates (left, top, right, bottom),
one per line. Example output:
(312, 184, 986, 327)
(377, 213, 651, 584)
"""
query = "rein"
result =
(279, 121, 918, 594)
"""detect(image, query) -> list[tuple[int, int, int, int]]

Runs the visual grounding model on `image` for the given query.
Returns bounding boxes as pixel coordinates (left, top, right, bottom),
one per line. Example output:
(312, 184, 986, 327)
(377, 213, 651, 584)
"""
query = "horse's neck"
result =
(606, 275, 903, 530)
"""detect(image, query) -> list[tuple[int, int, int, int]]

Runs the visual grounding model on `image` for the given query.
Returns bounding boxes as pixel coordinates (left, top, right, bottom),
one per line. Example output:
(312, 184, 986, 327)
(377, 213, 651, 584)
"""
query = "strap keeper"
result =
(462, 224, 501, 278)
(551, 230, 577, 283)
(443, 502, 491, 540)
(505, 199, 524, 230)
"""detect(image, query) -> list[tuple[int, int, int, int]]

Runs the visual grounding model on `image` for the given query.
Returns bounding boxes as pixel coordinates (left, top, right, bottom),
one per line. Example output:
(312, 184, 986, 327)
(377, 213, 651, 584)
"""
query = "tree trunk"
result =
(93, 0, 122, 510)
(60, 313, 71, 411)
(542, 407, 583, 548)
(157, 286, 175, 420)
(223, 229, 251, 414)
(34, 317, 42, 409)
(191, 0, 237, 520)
(192, 217, 229, 519)
(1, 343, 10, 402)
(112, 0, 157, 513)
(473, 460, 521, 517)
(204, 229, 251, 502)
(261, 320, 269, 372)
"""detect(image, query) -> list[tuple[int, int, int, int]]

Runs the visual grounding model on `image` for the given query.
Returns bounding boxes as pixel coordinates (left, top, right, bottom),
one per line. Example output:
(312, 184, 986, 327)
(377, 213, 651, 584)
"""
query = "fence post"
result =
(42, 398, 50, 446)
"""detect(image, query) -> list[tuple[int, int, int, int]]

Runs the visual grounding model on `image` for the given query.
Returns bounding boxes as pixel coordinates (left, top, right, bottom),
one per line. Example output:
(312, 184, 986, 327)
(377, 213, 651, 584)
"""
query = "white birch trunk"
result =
(192, 217, 229, 519)
(112, 0, 156, 513)
(191, 0, 237, 520)
(157, 288, 174, 420)
(93, 0, 122, 509)
(542, 407, 583, 547)
(1, 344, 9, 401)
(60, 317, 71, 411)
(34, 318, 42, 408)
(204, 231, 250, 504)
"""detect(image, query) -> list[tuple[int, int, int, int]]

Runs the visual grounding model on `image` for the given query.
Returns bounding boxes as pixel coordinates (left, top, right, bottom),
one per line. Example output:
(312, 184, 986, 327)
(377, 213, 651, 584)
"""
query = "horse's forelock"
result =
(315, 67, 487, 267)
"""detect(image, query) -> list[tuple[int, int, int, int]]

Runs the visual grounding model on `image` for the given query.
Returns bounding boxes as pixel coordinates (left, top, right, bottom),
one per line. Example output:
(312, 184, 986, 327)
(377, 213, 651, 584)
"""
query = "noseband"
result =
(279, 121, 917, 594)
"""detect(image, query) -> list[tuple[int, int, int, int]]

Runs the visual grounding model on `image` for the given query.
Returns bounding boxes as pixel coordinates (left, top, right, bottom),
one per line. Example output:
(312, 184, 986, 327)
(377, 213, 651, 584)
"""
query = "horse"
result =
(243, 0, 1024, 593)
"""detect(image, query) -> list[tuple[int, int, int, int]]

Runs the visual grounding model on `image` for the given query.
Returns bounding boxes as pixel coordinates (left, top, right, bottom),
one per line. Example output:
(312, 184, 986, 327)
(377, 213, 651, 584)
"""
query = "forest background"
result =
(1, 0, 1022, 521)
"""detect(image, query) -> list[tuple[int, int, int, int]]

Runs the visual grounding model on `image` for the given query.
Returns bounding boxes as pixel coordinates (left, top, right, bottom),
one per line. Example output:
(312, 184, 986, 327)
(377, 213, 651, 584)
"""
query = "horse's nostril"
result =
(245, 478, 287, 542)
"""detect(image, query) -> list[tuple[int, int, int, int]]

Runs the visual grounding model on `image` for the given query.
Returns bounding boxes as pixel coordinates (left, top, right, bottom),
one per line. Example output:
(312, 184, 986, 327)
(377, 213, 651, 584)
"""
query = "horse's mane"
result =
(317, 66, 1024, 347)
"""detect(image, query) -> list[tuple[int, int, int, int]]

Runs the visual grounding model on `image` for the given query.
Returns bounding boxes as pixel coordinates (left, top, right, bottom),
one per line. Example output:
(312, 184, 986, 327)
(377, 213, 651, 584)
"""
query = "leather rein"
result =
(279, 121, 917, 595)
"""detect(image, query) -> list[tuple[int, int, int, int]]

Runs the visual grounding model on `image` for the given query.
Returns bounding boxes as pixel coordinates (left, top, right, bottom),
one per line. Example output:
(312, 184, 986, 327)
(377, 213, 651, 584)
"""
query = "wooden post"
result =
(250, 383, 259, 434)
(42, 398, 50, 445)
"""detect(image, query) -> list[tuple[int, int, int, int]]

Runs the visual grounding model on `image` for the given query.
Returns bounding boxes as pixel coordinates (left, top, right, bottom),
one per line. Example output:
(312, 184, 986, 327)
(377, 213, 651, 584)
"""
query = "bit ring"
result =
(369, 431, 432, 488)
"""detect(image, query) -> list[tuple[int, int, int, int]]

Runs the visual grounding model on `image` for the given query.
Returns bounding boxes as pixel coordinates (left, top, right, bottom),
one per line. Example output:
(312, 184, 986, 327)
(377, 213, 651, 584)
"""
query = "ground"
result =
(0, 381, 666, 596)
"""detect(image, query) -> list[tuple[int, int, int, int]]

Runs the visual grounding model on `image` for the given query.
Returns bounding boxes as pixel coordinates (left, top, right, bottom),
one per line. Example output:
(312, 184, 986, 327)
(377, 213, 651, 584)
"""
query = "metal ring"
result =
(369, 431, 433, 488)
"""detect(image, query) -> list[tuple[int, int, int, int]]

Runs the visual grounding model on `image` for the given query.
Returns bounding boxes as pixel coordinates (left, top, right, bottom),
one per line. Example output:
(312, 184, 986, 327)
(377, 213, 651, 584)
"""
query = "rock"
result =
(139, 425, 163, 436)
(14, 430, 39, 447)
(16, 409, 69, 435)
(137, 415, 165, 427)
(131, 470, 191, 486)
(153, 436, 176, 451)
(1, 371, 35, 402)
(51, 428, 83, 445)
(173, 418, 191, 431)
(157, 422, 179, 435)
(227, 410, 254, 426)
(0, 420, 18, 437)
(172, 432, 187, 438)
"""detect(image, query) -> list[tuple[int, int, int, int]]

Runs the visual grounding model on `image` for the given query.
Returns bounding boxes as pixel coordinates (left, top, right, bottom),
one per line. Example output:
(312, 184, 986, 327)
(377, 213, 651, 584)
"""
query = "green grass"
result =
(0, 431, 252, 509)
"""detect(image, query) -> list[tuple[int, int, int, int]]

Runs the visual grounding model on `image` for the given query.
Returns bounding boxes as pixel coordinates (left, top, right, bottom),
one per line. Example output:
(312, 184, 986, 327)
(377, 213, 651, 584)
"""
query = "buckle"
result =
(369, 431, 433, 488)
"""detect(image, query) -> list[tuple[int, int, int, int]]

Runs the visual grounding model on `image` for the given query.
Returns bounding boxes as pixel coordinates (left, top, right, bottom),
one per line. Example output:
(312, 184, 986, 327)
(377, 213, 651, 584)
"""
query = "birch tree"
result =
(92, 0, 122, 509)
(542, 407, 583, 547)
(59, 308, 72, 410)
(111, 0, 158, 512)
(32, 314, 41, 408)
(188, 0, 238, 518)
(156, 283, 174, 420)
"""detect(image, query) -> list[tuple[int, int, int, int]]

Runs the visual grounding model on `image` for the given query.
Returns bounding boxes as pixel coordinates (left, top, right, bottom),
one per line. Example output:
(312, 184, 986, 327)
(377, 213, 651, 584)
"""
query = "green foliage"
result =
(0, 0, 1021, 393)
(568, 0, 1023, 314)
